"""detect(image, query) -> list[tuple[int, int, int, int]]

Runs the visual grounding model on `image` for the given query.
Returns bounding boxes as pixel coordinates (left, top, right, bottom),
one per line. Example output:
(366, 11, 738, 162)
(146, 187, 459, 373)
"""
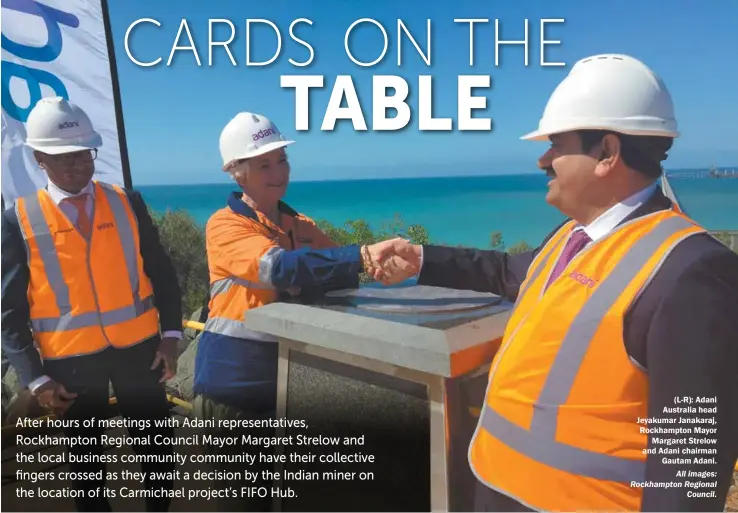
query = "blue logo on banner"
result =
(1, 0, 80, 122)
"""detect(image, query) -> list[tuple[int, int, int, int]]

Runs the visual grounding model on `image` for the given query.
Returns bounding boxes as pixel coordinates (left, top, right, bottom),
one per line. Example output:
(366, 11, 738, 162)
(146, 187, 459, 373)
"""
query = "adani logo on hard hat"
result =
(58, 120, 80, 130)
(252, 127, 278, 142)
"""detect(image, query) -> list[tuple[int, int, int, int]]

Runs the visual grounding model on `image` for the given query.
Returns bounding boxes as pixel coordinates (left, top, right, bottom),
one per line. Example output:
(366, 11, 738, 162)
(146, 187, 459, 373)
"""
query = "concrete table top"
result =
(244, 285, 514, 378)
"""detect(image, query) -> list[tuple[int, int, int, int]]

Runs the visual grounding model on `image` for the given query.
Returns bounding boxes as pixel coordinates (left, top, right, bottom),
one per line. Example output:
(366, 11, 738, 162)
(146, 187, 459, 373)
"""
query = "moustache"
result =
(544, 166, 556, 177)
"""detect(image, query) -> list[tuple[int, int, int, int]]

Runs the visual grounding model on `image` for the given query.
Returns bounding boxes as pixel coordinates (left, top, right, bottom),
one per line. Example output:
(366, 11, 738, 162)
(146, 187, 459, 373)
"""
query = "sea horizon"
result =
(139, 169, 738, 249)
(134, 165, 738, 187)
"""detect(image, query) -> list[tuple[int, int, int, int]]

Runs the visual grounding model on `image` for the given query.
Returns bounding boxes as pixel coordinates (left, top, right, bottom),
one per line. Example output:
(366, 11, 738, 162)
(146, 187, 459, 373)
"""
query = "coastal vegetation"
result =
(150, 209, 209, 317)
(713, 230, 737, 250)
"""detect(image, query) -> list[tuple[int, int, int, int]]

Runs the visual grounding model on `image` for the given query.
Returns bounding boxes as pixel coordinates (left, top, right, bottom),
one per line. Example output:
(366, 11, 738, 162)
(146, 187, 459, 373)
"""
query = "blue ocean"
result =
(139, 172, 738, 249)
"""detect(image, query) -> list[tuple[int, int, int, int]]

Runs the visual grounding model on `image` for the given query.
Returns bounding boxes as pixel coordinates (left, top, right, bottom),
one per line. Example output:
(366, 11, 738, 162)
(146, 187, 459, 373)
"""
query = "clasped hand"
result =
(362, 238, 422, 285)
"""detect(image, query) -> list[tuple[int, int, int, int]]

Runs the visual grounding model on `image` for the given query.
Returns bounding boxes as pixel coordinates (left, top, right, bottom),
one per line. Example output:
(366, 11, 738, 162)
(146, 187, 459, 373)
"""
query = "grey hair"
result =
(226, 160, 249, 181)
(229, 168, 246, 181)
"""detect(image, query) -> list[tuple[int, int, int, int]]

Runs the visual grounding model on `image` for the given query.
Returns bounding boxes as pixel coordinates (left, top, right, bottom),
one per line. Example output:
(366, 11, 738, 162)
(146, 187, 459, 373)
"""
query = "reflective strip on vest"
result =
(258, 246, 284, 285)
(22, 185, 155, 334)
(204, 276, 277, 341)
(478, 215, 696, 484)
(203, 316, 277, 342)
(32, 296, 156, 333)
(210, 276, 275, 296)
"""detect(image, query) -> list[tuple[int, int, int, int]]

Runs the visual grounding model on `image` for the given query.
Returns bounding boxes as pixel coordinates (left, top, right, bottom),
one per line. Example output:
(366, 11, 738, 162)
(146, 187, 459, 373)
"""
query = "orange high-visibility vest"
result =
(468, 209, 705, 511)
(204, 198, 335, 341)
(14, 182, 160, 359)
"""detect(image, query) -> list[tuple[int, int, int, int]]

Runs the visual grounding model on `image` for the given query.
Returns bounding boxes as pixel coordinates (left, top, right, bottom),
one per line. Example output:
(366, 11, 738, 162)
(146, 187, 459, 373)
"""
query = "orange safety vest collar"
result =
(15, 182, 160, 359)
(468, 209, 705, 511)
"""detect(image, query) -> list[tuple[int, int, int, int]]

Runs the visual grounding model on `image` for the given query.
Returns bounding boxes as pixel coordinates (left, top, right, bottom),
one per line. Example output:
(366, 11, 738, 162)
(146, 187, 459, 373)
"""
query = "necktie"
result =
(66, 194, 91, 239)
(545, 229, 592, 289)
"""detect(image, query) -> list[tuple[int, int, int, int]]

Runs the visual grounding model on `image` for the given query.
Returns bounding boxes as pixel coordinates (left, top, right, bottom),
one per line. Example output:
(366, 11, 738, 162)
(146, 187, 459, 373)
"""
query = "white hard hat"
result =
(25, 97, 102, 154)
(522, 54, 679, 141)
(219, 112, 295, 170)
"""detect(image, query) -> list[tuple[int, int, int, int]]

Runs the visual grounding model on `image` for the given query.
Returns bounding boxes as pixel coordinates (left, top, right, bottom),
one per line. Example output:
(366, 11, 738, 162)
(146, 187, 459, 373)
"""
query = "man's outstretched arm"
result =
(417, 245, 537, 300)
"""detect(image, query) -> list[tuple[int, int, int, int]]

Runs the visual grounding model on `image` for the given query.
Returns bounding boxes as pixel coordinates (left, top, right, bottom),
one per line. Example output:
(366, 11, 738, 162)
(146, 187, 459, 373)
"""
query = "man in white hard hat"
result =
(365, 54, 738, 511)
(1, 97, 183, 512)
(192, 111, 387, 511)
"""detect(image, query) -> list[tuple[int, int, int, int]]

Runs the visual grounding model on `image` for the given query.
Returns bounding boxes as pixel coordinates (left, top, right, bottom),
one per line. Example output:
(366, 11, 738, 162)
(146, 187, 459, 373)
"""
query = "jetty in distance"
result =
(667, 165, 738, 179)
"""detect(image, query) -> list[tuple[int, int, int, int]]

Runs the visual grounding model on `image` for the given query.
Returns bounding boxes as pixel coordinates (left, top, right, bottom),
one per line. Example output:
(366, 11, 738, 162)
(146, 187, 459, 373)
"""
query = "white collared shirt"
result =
(29, 180, 181, 393)
(46, 178, 95, 227)
(574, 181, 659, 242)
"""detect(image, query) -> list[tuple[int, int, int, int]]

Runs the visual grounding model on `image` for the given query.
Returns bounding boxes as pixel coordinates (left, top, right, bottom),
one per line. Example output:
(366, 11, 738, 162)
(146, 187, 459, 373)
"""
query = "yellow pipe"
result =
(167, 394, 193, 410)
(182, 320, 205, 331)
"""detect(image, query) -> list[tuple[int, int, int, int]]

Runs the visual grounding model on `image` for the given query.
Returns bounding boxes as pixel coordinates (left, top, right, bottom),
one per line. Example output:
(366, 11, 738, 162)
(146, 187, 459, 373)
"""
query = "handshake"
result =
(360, 238, 423, 285)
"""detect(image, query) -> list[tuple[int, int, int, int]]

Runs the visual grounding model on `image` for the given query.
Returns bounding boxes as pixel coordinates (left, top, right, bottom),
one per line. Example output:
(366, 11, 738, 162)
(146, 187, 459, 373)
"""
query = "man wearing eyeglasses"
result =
(1, 97, 182, 512)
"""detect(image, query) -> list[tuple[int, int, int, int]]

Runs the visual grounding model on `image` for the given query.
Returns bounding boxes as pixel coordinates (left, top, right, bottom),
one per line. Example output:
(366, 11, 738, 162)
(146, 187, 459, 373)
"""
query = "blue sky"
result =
(107, 0, 738, 186)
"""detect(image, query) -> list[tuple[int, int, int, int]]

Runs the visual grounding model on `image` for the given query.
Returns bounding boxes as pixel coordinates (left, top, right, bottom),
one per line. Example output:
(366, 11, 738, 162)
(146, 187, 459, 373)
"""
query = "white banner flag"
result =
(1, 0, 127, 207)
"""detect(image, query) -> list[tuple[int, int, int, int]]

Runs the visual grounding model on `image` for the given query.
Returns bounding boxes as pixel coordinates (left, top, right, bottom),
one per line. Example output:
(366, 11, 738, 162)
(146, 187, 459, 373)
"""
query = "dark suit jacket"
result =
(1, 187, 183, 389)
(419, 189, 738, 512)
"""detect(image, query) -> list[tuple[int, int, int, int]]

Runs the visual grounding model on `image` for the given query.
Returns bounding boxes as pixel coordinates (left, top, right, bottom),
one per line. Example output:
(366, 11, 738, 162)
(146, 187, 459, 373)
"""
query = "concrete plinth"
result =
(244, 285, 513, 512)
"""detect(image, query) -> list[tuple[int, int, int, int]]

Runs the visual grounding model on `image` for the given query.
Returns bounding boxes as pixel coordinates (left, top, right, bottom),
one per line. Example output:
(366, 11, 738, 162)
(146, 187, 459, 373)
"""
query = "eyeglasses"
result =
(52, 149, 98, 166)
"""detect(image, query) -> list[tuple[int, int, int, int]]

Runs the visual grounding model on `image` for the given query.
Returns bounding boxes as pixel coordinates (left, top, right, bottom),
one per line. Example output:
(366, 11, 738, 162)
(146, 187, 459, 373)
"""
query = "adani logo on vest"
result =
(569, 270, 598, 289)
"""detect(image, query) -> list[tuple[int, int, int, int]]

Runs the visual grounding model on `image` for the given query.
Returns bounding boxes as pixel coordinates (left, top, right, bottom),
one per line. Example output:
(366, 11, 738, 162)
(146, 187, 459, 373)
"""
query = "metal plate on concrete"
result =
(324, 285, 502, 313)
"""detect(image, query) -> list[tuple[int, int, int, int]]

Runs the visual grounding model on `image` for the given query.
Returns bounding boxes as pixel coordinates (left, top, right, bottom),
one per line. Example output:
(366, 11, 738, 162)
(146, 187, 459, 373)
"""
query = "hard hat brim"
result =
(520, 129, 551, 141)
(26, 134, 102, 155)
(520, 125, 680, 141)
(27, 143, 100, 155)
(222, 139, 295, 170)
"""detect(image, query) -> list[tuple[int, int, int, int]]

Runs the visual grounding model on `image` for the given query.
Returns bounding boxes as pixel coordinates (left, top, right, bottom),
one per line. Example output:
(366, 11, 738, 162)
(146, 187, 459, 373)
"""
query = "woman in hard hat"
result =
(191, 111, 398, 511)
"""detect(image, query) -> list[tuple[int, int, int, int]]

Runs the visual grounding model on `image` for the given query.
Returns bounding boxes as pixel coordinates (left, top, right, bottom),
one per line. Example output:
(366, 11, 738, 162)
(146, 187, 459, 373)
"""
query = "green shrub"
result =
(316, 213, 431, 246)
(150, 209, 209, 318)
(489, 231, 533, 254)
(508, 241, 534, 254)
(316, 214, 431, 283)
(712, 230, 737, 252)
